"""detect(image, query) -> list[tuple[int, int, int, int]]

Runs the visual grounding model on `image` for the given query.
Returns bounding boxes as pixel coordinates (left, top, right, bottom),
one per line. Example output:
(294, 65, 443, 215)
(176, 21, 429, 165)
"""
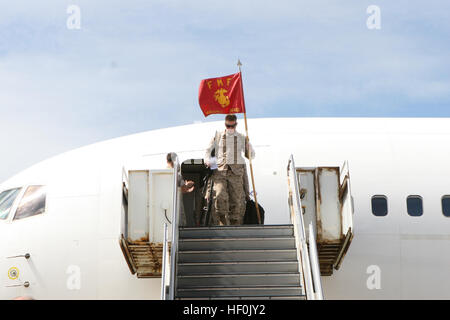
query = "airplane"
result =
(1, 117, 450, 300)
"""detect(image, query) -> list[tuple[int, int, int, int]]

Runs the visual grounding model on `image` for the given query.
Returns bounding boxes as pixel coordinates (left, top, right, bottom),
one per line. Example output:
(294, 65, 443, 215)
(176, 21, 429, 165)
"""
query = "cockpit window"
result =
(13, 185, 46, 220)
(0, 188, 22, 220)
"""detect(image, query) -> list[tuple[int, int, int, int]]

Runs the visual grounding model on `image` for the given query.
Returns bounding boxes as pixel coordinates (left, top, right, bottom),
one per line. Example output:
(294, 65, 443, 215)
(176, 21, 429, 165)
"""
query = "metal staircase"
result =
(160, 155, 324, 300)
(175, 225, 304, 300)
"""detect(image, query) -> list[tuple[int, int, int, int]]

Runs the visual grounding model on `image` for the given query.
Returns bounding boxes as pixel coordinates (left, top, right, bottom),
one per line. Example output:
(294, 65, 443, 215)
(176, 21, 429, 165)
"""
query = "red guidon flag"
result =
(198, 72, 245, 117)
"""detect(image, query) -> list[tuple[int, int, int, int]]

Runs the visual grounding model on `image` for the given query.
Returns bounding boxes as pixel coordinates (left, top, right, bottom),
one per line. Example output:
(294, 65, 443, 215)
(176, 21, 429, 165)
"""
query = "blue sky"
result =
(0, 0, 449, 181)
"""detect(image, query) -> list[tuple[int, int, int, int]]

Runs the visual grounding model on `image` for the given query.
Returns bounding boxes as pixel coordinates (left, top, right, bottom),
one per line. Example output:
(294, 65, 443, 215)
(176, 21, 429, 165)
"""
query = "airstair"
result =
(120, 155, 353, 299)
(159, 155, 326, 300)
(175, 225, 304, 299)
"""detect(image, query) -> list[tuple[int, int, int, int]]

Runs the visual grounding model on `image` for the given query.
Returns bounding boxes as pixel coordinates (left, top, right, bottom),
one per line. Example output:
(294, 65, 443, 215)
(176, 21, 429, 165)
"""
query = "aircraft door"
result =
(127, 169, 174, 243)
(297, 169, 317, 240)
(293, 161, 354, 275)
(335, 161, 354, 270)
(127, 170, 149, 242)
(121, 168, 175, 278)
(148, 170, 174, 243)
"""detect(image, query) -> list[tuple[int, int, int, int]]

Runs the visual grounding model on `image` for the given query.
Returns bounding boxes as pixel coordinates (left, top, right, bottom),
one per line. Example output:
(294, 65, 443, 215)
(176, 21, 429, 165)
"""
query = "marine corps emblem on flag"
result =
(214, 88, 230, 108)
(198, 72, 245, 117)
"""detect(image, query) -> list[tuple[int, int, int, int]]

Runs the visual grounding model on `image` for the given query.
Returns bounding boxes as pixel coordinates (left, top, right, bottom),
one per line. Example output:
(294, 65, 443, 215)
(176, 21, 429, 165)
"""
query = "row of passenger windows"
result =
(2, 186, 450, 219)
(0, 186, 46, 221)
(372, 195, 450, 217)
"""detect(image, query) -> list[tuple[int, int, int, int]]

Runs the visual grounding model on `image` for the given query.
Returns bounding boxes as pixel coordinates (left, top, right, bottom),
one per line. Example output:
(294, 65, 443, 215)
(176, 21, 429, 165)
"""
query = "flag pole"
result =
(238, 59, 262, 224)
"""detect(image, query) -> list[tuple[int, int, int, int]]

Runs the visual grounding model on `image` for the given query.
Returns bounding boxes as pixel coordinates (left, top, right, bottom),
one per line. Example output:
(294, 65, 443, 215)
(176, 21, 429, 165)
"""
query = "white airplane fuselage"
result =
(1, 117, 450, 299)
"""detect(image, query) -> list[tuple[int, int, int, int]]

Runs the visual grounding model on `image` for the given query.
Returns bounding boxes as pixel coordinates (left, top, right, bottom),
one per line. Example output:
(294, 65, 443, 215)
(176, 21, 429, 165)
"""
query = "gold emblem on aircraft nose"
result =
(8, 267, 19, 280)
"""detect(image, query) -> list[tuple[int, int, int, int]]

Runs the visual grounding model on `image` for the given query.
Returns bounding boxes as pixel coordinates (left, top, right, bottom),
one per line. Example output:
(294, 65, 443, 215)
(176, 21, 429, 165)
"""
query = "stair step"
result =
(177, 273, 301, 288)
(179, 237, 295, 251)
(178, 261, 299, 275)
(178, 249, 298, 263)
(176, 286, 304, 298)
(180, 225, 294, 239)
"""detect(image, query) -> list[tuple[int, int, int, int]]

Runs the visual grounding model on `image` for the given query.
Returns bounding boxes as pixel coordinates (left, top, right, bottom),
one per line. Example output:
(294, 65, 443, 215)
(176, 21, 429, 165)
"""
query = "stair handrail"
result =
(287, 154, 318, 300)
(308, 222, 324, 300)
(161, 222, 169, 300)
(168, 157, 181, 300)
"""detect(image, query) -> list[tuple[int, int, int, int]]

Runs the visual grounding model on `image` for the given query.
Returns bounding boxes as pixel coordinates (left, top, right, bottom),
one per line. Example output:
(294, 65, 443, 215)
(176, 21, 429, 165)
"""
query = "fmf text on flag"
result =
(198, 72, 245, 117)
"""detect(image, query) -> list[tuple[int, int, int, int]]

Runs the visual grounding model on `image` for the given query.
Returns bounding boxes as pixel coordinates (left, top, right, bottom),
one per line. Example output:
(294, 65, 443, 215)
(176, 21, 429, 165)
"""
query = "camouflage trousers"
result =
(210, 169, 246, 225)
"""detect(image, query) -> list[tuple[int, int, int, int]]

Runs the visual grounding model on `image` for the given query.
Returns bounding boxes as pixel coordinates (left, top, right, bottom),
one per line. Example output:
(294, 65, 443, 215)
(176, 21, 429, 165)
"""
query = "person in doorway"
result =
(166, 152, 195, 227)
(166, 152, 194, 193)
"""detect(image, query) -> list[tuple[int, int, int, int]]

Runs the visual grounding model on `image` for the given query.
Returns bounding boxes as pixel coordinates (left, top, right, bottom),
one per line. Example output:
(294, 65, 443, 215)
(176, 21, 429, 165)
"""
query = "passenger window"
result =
(13, 185, 46, 220)
(442, 196, 450, 217)
(0, 188, 22, 220)
(371, 195, 388, 216)
(407, 195, 423, 216)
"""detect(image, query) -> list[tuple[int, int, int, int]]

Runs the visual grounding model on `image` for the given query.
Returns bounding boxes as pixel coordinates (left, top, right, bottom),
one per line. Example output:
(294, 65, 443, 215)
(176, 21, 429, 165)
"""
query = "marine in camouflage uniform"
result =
(204, 115, 255, 225)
